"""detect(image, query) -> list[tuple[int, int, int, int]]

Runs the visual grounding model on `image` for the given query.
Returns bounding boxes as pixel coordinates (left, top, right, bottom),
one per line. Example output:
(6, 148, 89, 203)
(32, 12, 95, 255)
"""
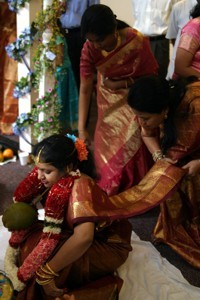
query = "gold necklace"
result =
(101, 34, 121, 57)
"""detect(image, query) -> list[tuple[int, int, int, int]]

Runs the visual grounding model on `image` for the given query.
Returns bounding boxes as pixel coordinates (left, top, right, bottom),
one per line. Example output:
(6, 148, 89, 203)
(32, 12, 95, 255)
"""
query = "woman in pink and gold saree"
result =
(128, 75, 200, 268)
(78, 4, 158, 196)
(174, 2, 200, 79)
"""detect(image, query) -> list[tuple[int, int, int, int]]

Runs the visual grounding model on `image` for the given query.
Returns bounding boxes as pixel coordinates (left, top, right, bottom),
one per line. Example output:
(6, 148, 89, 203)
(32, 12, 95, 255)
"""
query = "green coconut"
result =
(2, 202, 38, 230)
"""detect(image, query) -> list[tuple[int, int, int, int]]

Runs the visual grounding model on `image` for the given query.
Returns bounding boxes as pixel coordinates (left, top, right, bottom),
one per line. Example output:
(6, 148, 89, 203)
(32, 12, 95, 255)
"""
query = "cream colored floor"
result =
(1, 214, 200, 300)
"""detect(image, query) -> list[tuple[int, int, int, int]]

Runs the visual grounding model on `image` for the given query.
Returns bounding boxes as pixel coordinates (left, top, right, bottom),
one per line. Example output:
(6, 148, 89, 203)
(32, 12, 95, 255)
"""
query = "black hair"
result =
(81, 4, 129, 39)
(190, 2, 200, 18)
(127, 75, 187, 153)
(32, 134, 96, 179)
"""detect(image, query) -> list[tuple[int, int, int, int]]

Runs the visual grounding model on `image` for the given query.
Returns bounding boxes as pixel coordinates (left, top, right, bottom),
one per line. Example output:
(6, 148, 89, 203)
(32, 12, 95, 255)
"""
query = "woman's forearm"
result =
(142, 135, 161, 154)
(78, 77, 94, 131)
(175, 66, 200, 78)
(175, 48, 200, 78)
(141, 127, 161, 154)
(48, 222, 94, 273)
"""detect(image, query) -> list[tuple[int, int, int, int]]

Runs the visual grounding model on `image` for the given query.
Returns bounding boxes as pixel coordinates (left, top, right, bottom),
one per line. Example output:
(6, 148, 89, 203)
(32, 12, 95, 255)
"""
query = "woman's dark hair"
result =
(190, 1, 200, 18)
(127, 75, 187, 153)
(32, 134, 96, 178)
(81, 4, 129, 39)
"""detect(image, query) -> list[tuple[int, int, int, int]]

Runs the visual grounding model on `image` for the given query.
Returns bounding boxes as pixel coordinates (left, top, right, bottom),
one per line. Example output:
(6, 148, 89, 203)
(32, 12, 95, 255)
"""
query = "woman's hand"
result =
(103, 77, 134, 90)
(103, 78, 118, 90)
(103, 78, 126, 90)
(78, 129, 91, 146)
(164, 157, 178, 164)
(182, 160, 200, 176)
(55, 294, 75, 300)
(42, 279, 67, 298)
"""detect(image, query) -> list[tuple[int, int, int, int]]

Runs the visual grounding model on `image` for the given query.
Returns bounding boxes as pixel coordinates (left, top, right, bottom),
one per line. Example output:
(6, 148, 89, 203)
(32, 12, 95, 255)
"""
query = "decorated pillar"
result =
(17, 0, 42, 152)
(11, 0, 65, 151)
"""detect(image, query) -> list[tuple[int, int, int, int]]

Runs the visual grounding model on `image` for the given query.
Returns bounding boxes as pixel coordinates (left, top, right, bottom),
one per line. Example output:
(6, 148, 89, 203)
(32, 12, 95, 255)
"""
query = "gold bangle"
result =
(40, 265, 52, 275)
(38, 265, 54, 277)
(36, 263, 59, 287)
(45, 263, 59, 277)
(36, 270, 52, 278)
(36, 269, 54, 279)
(36, 278, 53, 286)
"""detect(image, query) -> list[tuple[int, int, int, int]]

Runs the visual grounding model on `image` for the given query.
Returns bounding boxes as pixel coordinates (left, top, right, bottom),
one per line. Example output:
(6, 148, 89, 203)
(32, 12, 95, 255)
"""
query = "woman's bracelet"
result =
(152, 150, 165, 162)
(36, 263, 59, 286)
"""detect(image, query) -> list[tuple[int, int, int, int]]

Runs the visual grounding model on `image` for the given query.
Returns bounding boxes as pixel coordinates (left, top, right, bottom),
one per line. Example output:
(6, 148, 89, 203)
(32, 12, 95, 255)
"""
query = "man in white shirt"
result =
(132, 0, 180, 79)
(166, 0, 197, 80)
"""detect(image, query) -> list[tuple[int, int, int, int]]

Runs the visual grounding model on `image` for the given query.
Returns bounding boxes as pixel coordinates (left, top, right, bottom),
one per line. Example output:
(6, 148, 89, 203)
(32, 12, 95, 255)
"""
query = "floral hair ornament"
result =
(66, 134, 88, 161)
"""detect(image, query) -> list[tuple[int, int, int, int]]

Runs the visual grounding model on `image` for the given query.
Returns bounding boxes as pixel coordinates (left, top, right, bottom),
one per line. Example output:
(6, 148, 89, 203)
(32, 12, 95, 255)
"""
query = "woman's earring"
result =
(66, 166, 70, 174)
(66, 163, 73, 174)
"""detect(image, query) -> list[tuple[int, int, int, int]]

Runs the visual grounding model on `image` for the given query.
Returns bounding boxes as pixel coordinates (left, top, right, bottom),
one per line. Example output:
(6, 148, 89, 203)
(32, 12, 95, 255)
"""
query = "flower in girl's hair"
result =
(66, 134, 88, 161)
(75, 138, 88, 161)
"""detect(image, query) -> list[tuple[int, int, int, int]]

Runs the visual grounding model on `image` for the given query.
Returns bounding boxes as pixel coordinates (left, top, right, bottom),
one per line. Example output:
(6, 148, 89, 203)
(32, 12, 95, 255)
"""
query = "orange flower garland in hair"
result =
(66, 134, 88, 161)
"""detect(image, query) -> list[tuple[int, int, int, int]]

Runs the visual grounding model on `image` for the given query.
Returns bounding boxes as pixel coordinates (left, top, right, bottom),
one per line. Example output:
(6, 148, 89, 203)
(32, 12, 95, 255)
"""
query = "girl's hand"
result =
(42, 279, 67, 298)
(182, 160, 200, 176)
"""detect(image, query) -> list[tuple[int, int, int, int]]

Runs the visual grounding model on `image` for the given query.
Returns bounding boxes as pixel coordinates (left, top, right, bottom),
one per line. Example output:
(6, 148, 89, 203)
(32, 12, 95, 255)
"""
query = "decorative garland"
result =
(13, 75, 31, 99)
(5, 0, 66, 141)
(12, 87, 61, 142)
(8, 0, 30, 12)
(5, 26, 35, 62)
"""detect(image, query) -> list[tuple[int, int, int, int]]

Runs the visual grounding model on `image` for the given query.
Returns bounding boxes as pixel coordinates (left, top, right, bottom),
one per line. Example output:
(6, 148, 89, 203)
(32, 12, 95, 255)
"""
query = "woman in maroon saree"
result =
(127, 75, 200, 268)
(78, 4, 158, 196)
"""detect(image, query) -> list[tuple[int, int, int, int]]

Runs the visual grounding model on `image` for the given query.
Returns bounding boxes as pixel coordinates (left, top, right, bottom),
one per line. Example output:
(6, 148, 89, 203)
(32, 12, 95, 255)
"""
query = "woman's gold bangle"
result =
(45, 263, 59, 277)
(36, 278, 53, 286)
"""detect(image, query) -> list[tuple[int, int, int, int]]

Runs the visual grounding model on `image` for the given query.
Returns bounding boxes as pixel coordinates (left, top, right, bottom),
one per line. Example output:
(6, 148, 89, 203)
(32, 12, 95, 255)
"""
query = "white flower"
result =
(42, 29, 53, 45)
(4, 245, 26, 291)
(45, 51, 56, 61)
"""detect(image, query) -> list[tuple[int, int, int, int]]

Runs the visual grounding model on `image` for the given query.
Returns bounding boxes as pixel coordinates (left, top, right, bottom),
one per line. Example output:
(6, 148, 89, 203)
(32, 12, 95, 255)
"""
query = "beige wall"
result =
(100, 0, 134, 26)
